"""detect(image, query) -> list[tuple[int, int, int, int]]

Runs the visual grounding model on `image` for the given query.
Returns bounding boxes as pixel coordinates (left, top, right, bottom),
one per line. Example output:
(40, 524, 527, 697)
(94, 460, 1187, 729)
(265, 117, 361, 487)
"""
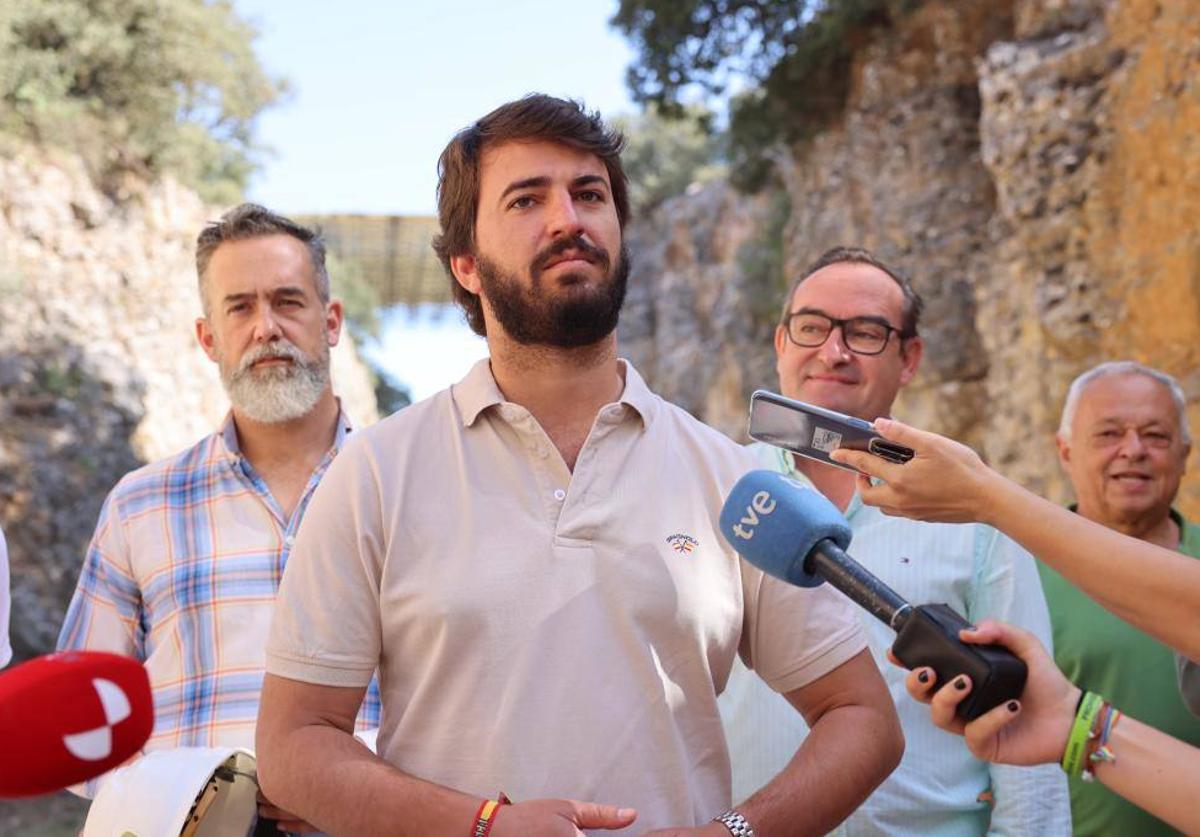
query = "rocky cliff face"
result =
(621, 0, 1200, 515)
(0, 149, 379, 659)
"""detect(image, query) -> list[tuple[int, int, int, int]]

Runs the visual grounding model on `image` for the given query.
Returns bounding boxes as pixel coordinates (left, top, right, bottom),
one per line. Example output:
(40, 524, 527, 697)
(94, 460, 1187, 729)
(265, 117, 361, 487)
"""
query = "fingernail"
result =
(1007, 700, 1020, 712)
(618, 808, 636, 818)
(954, 676, 968, 690)
(917, 669, 930, 684)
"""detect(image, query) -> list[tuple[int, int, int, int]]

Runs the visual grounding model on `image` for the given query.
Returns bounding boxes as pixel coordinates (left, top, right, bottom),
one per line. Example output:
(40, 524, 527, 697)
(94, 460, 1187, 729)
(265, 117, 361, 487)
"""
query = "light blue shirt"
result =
(718, 444, 1070, 836)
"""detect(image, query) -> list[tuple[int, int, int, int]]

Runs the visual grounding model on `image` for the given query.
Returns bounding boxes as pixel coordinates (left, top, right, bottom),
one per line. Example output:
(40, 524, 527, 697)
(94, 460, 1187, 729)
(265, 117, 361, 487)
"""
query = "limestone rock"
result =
(622, 0, 1200, 516)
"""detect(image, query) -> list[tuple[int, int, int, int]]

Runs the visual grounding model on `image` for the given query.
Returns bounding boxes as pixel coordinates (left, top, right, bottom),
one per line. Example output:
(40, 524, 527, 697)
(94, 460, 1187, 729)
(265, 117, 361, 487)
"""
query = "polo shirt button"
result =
(553, 489, 566, 501)
(284, 535, 295, 547)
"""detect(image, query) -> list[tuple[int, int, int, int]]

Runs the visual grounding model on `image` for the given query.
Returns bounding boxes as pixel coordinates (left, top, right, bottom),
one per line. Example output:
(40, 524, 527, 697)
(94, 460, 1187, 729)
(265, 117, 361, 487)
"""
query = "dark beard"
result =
(476, 238, 630, 349)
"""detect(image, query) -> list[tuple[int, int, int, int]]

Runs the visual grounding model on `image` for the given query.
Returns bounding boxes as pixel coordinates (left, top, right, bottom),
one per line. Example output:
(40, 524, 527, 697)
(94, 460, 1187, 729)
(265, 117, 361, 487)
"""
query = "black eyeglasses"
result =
(781, 311, 908, 356)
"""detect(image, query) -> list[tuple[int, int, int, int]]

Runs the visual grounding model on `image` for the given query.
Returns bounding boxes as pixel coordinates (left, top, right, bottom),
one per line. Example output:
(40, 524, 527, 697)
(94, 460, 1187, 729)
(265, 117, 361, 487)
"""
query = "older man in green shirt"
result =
(1042, 360, 1200, 835)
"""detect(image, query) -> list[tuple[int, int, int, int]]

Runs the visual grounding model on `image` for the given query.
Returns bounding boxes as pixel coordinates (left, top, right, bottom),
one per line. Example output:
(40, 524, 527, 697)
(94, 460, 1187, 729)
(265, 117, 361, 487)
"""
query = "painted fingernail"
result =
(954, 676, 968, 690)
(1007, 701, 1020, 712)
(917, 669, 930, 684)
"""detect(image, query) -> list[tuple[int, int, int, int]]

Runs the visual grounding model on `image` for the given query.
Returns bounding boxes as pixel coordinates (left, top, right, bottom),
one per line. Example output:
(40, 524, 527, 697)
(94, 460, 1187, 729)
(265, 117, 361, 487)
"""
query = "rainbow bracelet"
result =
(1082, 705, 1122, 783)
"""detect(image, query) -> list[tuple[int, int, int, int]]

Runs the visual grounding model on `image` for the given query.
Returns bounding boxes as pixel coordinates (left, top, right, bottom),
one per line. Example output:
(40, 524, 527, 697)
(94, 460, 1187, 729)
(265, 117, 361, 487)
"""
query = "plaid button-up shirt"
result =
(59, 410, 380, 771)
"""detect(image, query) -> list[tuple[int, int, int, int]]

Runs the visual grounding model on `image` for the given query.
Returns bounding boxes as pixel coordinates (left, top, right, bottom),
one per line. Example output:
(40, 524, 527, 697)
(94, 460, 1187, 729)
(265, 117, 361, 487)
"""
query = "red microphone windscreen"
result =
(0, 651, 153, 798)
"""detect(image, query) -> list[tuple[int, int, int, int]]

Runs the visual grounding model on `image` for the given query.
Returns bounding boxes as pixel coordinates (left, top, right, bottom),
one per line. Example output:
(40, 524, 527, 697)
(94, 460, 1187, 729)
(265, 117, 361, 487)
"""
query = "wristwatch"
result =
(713, 809, 756, 836)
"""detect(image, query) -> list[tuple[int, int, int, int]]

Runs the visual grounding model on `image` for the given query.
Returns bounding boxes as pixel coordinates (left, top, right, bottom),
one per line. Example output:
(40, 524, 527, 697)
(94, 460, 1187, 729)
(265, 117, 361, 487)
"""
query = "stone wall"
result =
(0, 147, 379, 660)
(621, 0, 1200, 516)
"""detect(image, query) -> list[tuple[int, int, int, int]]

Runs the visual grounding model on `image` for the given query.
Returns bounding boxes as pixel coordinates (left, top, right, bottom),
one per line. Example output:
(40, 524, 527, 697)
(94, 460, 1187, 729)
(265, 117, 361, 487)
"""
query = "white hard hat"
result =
(83, 746, 259, 836)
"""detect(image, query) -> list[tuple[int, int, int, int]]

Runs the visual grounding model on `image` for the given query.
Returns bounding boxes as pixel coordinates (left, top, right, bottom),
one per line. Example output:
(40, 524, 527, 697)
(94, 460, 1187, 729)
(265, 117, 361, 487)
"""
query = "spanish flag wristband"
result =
(471, 793, 511, 837)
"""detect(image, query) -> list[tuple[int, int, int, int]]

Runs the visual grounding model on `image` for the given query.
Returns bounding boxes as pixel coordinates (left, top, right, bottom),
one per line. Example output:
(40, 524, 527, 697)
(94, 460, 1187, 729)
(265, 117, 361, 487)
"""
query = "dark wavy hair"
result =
(431, 94, 630, 336)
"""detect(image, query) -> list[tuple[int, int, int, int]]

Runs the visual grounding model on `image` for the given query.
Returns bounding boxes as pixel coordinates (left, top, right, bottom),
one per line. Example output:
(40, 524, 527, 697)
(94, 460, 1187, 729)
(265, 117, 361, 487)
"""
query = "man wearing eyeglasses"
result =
(719, 247, 1070, 835)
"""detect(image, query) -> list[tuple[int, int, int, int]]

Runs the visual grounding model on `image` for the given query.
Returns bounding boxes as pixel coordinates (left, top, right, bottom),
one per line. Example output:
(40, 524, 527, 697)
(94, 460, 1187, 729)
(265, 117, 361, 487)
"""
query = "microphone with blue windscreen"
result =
(720, 470, 1027, 720)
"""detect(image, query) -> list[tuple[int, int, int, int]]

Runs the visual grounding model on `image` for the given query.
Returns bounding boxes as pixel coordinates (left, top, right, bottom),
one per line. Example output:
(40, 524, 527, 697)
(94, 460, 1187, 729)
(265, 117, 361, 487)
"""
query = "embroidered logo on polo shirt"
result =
(666, 533, 699, 555)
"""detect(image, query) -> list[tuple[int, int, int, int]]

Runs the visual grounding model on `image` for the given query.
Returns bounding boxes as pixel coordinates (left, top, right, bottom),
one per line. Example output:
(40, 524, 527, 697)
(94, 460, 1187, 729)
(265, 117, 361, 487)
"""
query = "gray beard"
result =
(220, 340, 330, 424)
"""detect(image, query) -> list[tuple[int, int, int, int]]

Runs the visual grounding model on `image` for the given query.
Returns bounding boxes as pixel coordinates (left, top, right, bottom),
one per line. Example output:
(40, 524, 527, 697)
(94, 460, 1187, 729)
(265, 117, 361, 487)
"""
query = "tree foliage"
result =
(613, 106, 725, 212)
(328, 252, 381, 343)
(613, 0, 921, 191)
(372, 367, 412, 417)
(0, 0, 284, 203)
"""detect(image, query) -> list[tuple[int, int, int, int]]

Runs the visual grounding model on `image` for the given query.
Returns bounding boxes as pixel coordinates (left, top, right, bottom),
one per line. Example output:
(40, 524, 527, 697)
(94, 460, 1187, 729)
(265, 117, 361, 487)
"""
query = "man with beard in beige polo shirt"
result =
(255, 95, 903, 837)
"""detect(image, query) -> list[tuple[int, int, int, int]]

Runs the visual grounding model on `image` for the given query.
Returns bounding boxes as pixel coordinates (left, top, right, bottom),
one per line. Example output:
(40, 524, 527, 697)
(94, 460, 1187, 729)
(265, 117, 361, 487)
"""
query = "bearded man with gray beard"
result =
(57, 204, 379, 829)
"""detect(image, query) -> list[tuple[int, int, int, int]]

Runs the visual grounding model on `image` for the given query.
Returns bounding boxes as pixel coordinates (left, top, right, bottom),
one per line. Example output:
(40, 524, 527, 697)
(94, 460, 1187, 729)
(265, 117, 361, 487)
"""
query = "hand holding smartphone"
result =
(747, 390, 914, 472)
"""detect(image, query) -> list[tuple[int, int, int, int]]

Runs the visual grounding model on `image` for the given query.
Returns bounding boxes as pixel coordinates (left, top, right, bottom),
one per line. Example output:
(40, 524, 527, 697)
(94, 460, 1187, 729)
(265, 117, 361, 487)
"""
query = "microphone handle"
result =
(805, 539, 1029, 720)
(805, 539, 913, 630)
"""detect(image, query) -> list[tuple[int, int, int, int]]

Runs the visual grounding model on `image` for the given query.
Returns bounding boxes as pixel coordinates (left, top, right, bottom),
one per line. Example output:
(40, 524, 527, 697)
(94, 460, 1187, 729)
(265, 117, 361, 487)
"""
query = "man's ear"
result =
(772, 324, 790, 384)
(324, 299, 344, 347)
(450, 253, 482, 296)
(195, 317, 219, 363)
(1056, 432, 1072, 467)
(897, 335, 923, 386)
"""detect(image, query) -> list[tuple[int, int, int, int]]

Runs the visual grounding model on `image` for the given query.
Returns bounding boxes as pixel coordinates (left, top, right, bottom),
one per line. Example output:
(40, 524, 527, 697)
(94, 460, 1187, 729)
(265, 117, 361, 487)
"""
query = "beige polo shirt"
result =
(267, 359, 865, 831)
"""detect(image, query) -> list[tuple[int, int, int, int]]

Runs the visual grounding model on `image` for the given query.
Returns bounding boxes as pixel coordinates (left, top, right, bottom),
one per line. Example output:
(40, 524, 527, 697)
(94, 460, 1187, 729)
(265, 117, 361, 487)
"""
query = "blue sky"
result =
(235, 0, 639, 217)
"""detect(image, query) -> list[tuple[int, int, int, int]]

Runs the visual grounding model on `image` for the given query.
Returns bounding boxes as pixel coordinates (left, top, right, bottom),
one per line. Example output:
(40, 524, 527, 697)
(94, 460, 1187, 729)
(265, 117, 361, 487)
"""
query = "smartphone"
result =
(747, 390, 914, 472)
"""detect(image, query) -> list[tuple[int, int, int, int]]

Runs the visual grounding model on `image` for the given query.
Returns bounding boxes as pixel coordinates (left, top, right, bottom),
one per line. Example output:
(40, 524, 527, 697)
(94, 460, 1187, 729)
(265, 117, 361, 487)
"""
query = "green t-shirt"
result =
(1038, 509, 1200, 836)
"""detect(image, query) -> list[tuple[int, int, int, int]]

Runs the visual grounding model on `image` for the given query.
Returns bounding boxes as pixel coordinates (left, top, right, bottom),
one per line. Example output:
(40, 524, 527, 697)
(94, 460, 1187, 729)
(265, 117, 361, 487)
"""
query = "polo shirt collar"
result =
(453, 357, 657, 430)
(216, 403, 355, 461)
(617, 360, 657, 429)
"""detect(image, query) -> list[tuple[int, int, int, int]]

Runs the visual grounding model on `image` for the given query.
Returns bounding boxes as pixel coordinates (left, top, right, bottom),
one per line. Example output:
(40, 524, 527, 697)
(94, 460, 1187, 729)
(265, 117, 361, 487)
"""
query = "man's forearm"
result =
(739, 703, 902, 836)
(257, 723, 479, 836)
(982, 472, 1200, 659)
(1096, 712, 1200, 834)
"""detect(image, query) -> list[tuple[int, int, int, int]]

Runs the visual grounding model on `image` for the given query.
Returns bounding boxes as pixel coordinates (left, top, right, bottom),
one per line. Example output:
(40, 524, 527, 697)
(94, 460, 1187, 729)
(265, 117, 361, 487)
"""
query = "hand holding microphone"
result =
(720, 470, 1026, 720)
(0, 650, 152, 798)
(901, 619, 1080, 766)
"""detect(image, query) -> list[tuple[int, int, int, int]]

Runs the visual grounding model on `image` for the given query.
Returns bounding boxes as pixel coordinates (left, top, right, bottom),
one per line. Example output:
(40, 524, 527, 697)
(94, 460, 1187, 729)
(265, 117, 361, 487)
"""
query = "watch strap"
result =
(713, 809, 756, 837)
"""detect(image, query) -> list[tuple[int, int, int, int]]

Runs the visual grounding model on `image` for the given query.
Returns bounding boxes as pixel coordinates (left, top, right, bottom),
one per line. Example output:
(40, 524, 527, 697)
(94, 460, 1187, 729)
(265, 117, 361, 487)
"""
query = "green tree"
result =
(328, 252, 381, 342)
(372, 368, 412, 417)
(613, 106, 725, 212)
(0, 0, 284, 202)
(612, 0, 921, 191)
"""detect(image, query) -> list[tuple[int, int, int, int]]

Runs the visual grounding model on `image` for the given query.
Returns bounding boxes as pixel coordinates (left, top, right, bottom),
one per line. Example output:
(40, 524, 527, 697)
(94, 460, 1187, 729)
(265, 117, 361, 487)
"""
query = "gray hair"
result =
(1058, 361, 1192, 444)
(195, 203, 329, 315)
